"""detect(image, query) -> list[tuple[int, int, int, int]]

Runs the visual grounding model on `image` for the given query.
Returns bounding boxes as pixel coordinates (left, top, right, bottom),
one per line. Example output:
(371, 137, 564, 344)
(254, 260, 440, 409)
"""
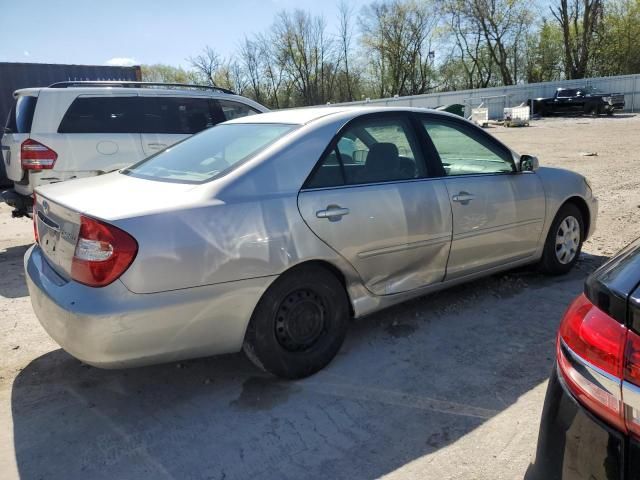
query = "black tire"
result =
(539, 203, 584, 275)
(243, 264, 350, 379)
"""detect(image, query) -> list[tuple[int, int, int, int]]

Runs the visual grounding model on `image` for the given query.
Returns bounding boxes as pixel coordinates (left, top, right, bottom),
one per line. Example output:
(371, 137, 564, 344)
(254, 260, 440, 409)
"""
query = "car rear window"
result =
(6, 95, 38, 133)
(122, 123, 296, 184)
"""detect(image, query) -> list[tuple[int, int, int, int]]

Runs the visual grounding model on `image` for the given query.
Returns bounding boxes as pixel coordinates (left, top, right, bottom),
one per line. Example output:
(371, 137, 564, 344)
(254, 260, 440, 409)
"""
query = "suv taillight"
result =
(21, 139, 57, 170)
(70, 216, 137, 287)
(557, 294, 640, 436)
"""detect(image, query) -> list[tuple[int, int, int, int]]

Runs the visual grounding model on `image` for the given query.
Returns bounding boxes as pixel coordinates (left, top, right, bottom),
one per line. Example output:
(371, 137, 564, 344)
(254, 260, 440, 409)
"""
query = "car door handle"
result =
(316, 205, 350, 220)
(452, 192, 475, 205)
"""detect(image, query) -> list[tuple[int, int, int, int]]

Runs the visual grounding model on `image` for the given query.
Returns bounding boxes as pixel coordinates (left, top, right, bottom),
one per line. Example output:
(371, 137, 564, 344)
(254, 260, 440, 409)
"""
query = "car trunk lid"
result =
(34, 172, 200, 279)
(34, 193, 82, 280)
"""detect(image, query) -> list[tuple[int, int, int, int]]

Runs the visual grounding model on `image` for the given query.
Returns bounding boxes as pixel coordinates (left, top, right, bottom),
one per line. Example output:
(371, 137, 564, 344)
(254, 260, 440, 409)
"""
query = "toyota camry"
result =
(25, 107, 598, 378)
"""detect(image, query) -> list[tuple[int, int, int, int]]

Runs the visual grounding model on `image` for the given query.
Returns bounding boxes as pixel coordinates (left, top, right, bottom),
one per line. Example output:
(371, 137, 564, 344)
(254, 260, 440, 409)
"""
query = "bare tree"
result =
(188, 46, 222, 86)
(337, 0, 355, 101)
(465, 0, 532, 85)
(360, 0, 439, 97)
(239, 37, 265, 103)
(551, 0, 604, 79)
(272, 10, 340, 105)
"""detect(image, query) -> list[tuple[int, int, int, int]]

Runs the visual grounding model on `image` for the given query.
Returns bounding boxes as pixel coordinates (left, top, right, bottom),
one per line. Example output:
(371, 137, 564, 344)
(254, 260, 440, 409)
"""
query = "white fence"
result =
(328, 73, 640, 119)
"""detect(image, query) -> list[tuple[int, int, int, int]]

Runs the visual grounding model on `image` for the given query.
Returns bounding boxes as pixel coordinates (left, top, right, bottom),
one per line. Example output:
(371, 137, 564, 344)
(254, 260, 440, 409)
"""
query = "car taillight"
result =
(557, 293, 640, 436)
(70, 216, 137, 287)
(624, 331, 640, 437)
(21, 139, 57, 170)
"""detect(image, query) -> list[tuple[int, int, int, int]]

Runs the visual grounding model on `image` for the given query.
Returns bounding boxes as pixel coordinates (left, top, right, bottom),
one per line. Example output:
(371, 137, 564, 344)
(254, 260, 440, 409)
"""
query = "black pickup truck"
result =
(530, 86, 625, 116)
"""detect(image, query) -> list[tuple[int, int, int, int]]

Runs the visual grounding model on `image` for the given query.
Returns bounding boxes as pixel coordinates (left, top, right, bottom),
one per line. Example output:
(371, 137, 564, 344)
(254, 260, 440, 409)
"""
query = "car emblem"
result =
(42, 200, 50, 216)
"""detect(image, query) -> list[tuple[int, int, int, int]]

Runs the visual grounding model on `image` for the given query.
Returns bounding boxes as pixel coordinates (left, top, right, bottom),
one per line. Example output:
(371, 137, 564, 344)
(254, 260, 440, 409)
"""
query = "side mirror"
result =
(519, 154, 539, 172)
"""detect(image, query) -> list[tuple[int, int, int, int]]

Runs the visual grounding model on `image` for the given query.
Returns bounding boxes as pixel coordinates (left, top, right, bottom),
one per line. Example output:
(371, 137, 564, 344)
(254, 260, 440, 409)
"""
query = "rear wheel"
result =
(539, 203, 584, 275)
(243, 265, 349, 379)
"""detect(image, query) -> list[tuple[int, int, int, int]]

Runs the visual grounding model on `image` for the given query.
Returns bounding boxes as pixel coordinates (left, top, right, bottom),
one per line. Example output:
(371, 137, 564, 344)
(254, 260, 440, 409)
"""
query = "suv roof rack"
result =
(47, 81, 235, 95)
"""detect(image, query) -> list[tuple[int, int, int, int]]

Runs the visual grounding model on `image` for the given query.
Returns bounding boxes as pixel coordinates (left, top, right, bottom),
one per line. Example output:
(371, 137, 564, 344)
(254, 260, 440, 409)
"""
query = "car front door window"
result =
(422, 120, 514, 176)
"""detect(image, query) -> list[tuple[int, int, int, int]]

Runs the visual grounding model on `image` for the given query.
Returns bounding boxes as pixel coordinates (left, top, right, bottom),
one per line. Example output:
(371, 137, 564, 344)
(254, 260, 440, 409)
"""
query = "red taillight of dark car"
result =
(557, 293, 640, 436)
(21, 139, 57, 170)
(70, 216, 137, 287)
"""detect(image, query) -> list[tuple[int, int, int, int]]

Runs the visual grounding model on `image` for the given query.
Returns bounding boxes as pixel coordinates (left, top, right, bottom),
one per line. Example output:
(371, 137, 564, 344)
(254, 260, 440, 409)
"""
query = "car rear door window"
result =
(218, 100, 260, 121)
(6, 95, 38, 133)
(141, 97, 225, 134)
(305, 116, 425, 188)
(422, 120, 514, 176)
(58, 96, 140, 133)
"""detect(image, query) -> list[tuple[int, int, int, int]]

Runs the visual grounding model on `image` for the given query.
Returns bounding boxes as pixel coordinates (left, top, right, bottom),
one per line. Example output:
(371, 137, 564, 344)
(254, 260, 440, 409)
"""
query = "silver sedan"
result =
(25, 107, 597, 378)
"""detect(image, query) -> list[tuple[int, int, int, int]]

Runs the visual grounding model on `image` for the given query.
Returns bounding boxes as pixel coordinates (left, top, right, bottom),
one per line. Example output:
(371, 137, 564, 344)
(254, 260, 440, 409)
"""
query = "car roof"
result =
(225, 105, 445, 125)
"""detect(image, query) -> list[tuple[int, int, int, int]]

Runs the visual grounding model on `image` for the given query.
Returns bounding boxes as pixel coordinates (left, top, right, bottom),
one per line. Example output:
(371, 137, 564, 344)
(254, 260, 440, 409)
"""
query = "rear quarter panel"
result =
(117, 196, 362, 295)
(117, 117, 357, 294)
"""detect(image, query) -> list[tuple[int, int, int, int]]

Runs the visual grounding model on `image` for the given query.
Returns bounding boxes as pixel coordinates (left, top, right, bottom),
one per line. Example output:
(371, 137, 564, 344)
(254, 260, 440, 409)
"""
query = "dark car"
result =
(528, 238, 640, 479)
(530, 87, 625, 116)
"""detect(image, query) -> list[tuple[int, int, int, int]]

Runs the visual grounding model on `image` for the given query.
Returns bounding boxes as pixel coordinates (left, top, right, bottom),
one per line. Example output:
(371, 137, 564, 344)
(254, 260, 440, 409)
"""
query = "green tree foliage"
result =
(142, 0, 640, 108)
(595, 0, 640, 75)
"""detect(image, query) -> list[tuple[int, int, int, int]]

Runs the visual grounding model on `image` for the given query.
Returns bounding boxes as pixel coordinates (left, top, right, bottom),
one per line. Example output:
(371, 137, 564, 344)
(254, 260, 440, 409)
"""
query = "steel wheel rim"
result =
(555, 215, 580, 264)
(274, 288, 327, 352)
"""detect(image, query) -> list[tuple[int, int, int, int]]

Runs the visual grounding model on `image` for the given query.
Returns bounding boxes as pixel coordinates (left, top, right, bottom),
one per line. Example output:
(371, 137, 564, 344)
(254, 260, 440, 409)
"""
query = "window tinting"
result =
(6, 95, 37, 133)
(305, 117, 424, 188)
(305, 149, 345, 188)
(422, 120, 514, 176)
(557, 89, 576, 98)
(218, 100, 259, 121)
(141, 97, 224, 134)
(123, 123, 295, 184)
(58, 96, 139, 133)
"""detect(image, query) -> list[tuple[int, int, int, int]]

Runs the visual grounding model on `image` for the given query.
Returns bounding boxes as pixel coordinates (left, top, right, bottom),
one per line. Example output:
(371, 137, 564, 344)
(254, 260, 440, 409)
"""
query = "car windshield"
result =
(122, 123, 296, 184)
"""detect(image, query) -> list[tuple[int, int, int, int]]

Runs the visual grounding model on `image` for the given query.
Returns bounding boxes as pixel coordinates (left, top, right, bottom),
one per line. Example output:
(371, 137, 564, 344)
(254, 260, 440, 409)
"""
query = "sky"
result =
(0, 0, 370, 68)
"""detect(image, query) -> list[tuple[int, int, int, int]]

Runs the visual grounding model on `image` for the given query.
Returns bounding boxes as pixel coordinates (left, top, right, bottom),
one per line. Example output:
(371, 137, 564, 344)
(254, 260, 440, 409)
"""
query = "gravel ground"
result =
(1, 115, 639, 480)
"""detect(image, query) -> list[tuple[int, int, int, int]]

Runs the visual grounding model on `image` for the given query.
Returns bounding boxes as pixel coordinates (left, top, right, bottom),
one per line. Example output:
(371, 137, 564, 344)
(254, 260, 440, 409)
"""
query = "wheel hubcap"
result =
(275, 289, 327, 352)
(555, 215, 581, 264)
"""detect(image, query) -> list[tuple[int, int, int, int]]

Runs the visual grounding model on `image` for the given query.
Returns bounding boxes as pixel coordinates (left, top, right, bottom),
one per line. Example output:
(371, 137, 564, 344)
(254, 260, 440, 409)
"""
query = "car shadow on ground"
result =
(10, 253, 608, 480)
(0, 243, 31, 298)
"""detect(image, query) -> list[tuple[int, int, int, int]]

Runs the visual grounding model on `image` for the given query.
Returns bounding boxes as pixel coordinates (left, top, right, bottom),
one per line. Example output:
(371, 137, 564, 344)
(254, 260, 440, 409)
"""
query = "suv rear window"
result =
(6, 95, 38, 133)
(122, 123, 296, 184)
(219, 100, 259, 120)
(58, 96, 257, 134)
(58, 96, 139, 133)
(141, 97, 225, 134)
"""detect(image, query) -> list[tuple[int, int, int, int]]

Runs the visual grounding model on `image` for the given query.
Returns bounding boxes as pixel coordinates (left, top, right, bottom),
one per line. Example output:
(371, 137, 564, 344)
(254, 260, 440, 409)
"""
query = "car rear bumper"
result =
(527, 365, 627, 480)
(25, 244, 275, 368)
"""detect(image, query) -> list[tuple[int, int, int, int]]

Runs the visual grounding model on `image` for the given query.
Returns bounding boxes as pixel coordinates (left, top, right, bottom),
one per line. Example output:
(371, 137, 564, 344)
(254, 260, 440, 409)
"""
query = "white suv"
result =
(1, 81, 268, 217)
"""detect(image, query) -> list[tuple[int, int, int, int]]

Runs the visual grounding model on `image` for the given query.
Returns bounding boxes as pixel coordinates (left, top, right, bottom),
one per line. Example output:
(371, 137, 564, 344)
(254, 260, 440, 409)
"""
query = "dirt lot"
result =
(1, 115, 639, 480)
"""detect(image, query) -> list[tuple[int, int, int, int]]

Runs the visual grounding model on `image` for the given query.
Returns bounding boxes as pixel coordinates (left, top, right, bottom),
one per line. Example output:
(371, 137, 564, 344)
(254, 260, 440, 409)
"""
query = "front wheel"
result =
(243, 265, 350, 379)
(539, 203, 584, 275)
